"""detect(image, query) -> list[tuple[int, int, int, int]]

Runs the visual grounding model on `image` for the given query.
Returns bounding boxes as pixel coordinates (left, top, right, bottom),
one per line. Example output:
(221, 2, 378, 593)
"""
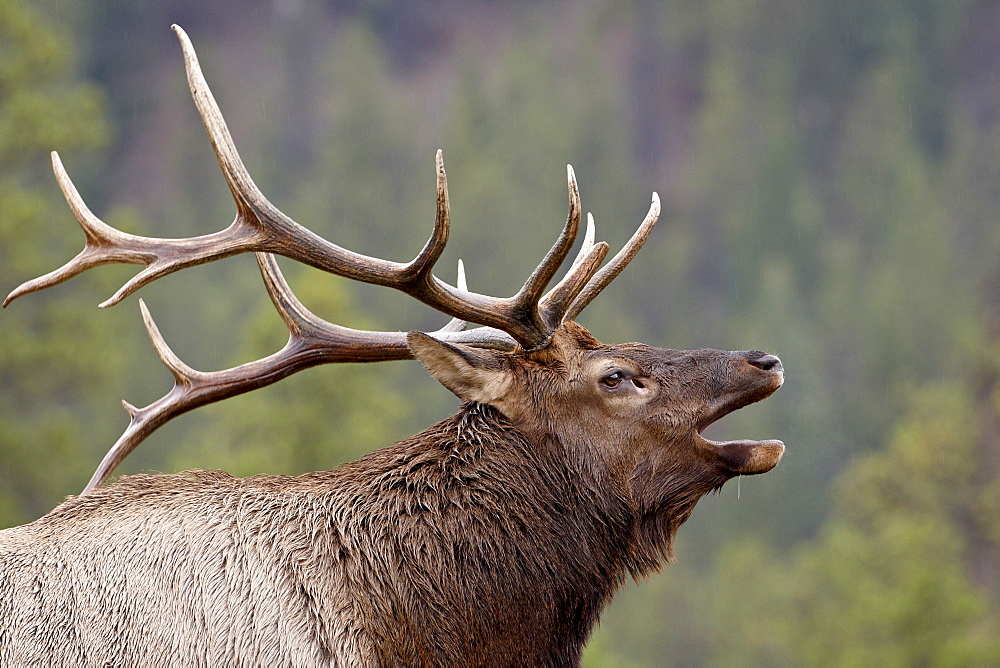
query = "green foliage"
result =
(0, 0, 114, 526)
(3, 1, 1000, 665)
(0, 0, 106, 166)
(785, 379, 1000, 666)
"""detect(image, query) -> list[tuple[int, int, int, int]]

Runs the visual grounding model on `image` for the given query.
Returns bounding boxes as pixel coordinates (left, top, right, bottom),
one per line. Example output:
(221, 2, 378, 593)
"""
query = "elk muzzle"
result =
(696, 351, 785, 475)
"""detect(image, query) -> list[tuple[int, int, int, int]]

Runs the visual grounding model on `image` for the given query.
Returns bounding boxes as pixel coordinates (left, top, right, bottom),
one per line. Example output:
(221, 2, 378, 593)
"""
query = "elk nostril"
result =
(748, 354, 782, 372)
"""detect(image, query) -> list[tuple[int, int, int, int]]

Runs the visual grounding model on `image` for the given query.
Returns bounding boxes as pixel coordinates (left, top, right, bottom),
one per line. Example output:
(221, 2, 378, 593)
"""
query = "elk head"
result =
(409, 322, 784, 566)
(3, 24, 784, 517)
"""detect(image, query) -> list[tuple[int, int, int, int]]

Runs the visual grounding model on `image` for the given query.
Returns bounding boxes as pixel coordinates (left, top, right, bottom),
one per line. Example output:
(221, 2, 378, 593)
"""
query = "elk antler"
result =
(4, 25, 660, 492)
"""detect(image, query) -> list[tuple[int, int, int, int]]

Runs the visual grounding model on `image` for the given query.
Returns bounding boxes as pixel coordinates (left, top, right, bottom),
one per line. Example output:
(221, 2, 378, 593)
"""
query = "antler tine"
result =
(538, 212, 602, 326)
(509, 165, 582, 314)
(437, 260, 469, 333)
(174, 25, 265, 220)
(539, 241, 610, 330)
(403, 150, 451, 281)
(573, 211, 597, 269)
(537, 210, 594, 304)
(563, 192, 660, 322)
(3, 152, 174, 308)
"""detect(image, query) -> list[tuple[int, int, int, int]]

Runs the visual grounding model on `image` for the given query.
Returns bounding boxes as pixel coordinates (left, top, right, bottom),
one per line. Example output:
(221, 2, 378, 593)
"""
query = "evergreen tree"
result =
(784, 374, 1000, 665)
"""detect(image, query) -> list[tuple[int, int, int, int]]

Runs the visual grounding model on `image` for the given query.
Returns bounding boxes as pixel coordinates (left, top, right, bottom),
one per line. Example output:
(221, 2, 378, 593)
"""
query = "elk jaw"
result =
(695, 353, 785, 476)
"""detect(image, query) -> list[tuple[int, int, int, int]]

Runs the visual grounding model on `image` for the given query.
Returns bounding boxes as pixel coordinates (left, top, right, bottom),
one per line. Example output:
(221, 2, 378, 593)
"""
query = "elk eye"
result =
(601, 371, 625, 388)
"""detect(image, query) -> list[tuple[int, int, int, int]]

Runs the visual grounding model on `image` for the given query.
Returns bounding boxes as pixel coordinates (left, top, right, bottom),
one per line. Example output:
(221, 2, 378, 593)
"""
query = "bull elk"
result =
(0, 25, 784, 667)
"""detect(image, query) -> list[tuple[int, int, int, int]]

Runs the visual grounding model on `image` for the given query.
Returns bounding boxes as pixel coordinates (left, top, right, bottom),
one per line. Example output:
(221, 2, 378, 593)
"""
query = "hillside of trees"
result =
(2, 0, 998, 664)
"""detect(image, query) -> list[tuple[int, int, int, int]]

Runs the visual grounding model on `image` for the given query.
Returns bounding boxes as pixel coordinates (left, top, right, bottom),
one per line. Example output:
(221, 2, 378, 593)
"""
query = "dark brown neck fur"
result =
(341, 402, 629, 665)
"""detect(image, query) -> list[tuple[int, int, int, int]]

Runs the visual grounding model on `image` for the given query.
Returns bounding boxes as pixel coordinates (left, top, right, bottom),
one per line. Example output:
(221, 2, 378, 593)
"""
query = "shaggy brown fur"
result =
(0, 323, 783, 666)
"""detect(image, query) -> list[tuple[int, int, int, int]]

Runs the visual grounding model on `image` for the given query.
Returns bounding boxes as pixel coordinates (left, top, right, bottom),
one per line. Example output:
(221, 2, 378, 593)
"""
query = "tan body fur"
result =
(1, 325, 784, 666)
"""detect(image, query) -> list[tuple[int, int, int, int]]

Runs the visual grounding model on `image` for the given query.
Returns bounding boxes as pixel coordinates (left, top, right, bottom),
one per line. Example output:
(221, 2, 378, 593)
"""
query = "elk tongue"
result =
(707, 438, 785, 475)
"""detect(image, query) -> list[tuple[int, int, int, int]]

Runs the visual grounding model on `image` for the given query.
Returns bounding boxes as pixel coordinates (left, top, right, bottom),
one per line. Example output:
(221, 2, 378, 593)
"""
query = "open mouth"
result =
(694, 363, 785, 476)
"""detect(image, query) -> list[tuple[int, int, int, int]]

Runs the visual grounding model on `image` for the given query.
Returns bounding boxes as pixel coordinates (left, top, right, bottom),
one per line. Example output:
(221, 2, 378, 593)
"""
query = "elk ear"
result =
(407, 332, 514, 406)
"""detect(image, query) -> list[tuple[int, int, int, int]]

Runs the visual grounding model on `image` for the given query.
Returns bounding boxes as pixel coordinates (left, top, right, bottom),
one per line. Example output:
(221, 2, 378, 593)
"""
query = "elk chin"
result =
(696, 433, 785, 476)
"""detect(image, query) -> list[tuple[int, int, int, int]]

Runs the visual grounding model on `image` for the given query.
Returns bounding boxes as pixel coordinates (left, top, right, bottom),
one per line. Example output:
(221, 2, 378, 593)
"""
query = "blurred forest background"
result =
(2, 0, 999, 664)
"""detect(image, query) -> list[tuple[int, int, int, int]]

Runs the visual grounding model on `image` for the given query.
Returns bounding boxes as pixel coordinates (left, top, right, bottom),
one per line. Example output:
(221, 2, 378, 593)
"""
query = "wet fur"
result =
(0, 404, 724, 666)
(0, 323, 780, 666)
